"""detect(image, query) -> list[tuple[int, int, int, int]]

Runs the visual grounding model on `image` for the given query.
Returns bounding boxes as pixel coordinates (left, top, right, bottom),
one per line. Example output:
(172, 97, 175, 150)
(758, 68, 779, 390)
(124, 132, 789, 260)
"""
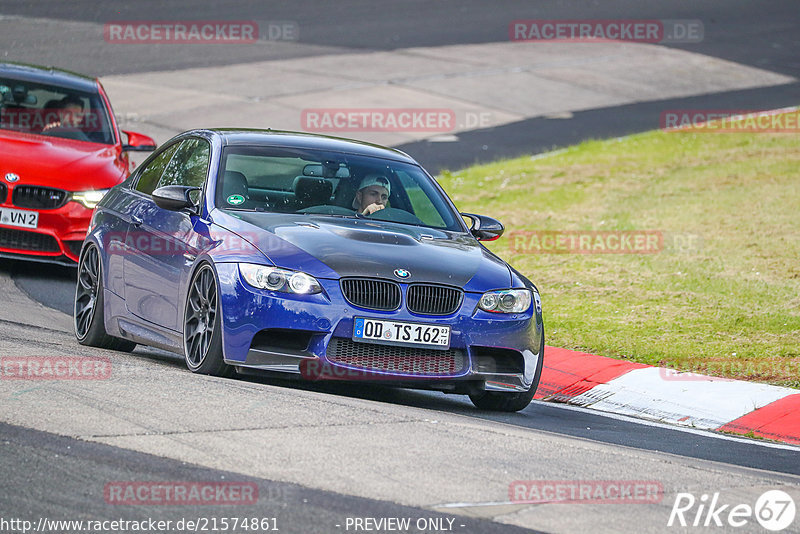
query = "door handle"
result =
(131, 215, 143, 227)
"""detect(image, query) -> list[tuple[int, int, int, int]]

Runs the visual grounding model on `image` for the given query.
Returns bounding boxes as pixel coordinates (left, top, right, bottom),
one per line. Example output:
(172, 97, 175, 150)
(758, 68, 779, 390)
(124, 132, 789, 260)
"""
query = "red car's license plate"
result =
(0, 207, 38, 229)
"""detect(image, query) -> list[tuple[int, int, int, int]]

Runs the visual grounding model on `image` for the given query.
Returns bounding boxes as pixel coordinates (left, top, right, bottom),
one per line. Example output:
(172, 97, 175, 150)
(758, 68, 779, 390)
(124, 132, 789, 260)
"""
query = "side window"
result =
(158, 138, 210, 190)
(396, 171, 447, 228)
(135, 142, 180, 195)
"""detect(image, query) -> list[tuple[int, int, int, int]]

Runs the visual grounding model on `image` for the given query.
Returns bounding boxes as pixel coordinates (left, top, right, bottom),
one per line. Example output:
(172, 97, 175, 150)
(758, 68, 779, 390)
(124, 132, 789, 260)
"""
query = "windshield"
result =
(216, 145, 464, 232)
(0, 77, 115, 144)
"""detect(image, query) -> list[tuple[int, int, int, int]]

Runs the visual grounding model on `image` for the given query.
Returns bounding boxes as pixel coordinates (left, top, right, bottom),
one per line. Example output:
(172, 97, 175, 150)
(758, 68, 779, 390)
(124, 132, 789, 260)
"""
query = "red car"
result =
(0, 62, 156, 265)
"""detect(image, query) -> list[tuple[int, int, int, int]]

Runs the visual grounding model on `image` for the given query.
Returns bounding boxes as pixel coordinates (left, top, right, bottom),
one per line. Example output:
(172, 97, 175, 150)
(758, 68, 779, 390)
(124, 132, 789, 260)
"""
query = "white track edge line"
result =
(533, 400, 800, 452)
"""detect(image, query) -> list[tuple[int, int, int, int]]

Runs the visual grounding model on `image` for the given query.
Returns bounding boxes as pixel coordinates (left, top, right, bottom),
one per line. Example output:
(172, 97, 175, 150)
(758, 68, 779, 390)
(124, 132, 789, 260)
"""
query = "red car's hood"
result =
(0, 130, 127, 191)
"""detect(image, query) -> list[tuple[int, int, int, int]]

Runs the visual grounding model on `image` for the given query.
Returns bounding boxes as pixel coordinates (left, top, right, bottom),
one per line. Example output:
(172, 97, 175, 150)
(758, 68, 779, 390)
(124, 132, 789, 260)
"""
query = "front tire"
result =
(74, 244, 137, 352)
(183, 263, 231, 377)
(469, 325, 545, 412)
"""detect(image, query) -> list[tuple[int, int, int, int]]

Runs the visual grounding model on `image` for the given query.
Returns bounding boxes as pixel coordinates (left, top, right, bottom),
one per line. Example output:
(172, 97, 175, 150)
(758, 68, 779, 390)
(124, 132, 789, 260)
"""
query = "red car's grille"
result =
(326, 337, 466, 376)
(0, 182, 7, 204)
(0, 228, 60, 252)
(12, 185, 69, 210)
(65, 240, 84, 259)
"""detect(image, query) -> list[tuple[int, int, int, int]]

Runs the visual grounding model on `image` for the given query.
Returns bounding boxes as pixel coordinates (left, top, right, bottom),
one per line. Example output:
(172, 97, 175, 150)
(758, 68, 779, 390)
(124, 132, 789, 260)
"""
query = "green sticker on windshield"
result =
(227, 194, 245, 205)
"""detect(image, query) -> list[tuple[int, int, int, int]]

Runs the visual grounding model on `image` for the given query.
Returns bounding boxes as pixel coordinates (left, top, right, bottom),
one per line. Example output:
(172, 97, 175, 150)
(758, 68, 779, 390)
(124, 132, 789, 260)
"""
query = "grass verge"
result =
(438, 112, 800, 388)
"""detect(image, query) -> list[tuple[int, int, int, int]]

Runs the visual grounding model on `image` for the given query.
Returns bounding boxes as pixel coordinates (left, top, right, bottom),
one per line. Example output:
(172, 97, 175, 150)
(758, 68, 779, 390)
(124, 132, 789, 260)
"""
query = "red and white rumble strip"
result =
(537, 347, 800, 445)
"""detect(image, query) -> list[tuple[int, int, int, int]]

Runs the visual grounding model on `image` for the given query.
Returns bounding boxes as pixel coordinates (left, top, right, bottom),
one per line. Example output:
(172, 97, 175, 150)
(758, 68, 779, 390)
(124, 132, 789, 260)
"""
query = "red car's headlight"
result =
(72, 189, 109, 209)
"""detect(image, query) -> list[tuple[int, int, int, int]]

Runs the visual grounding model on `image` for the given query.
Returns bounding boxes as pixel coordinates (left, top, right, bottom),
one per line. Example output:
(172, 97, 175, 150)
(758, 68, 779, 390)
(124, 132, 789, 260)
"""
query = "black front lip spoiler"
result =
(228, 347, 535, 393)
(0, 250, 78, 267)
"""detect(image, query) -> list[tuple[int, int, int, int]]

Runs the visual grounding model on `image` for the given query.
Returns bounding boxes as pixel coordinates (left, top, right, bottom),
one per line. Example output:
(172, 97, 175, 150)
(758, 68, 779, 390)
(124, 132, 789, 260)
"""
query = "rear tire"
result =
(183, 263, 232, 377)
(74, 244, 137, 352)
(469, 325, 544, 412)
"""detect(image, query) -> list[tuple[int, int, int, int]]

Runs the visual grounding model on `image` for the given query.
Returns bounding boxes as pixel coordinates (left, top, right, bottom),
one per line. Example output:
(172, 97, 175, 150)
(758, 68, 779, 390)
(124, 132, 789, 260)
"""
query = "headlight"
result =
(72, 189, 109, 209)
(239, 264, 322, 295)
(478, 289, 531, 314)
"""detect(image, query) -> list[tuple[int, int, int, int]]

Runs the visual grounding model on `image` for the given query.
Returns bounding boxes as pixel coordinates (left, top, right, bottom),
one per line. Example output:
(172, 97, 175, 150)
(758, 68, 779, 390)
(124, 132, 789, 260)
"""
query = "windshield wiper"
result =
(302, 212, 361, 220)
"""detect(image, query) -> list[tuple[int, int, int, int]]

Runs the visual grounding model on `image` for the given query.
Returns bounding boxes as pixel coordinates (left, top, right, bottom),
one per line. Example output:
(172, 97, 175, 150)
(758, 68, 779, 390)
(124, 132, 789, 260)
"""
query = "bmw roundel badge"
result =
(5, 173, 20, 183)
(394, 268, 411, 279)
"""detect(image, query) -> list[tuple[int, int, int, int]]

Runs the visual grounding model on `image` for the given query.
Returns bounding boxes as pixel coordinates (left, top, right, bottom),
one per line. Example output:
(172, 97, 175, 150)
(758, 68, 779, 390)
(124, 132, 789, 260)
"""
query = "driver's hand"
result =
(362, 203, 385, 215)
(42, 120, 63, 132)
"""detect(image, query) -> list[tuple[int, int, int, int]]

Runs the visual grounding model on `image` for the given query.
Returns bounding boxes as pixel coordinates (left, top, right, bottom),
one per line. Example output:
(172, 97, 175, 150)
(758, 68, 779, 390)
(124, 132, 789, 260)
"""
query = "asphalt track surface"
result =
(5, 252, 800, 477)
(5, 0, 800, 462)
(2, 423, 539, 534)
(2, 0, 799, 173)
(2, 2, 800, 532)
(4, 255, 800, 478)
(1, 0, 798, 78)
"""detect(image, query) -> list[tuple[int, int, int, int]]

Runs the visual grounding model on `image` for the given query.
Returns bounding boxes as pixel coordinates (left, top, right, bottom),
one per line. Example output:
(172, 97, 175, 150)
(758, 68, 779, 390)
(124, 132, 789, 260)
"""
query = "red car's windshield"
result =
(0, 77, 115, 145)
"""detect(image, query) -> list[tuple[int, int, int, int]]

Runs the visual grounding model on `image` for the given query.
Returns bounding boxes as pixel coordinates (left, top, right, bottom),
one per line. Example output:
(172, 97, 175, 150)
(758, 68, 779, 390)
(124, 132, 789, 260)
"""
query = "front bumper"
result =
(0, 201, 92, 264)
(215, 263, 543, 393)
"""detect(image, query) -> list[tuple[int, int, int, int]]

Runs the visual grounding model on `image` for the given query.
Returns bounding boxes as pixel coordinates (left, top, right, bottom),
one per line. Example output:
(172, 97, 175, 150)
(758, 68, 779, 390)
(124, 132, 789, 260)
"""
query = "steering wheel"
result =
(365, 207, 425, 225)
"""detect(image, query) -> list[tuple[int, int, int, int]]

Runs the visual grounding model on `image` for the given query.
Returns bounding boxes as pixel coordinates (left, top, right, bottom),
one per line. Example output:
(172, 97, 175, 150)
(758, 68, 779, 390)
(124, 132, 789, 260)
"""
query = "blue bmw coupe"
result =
(74, 129, 544, 411)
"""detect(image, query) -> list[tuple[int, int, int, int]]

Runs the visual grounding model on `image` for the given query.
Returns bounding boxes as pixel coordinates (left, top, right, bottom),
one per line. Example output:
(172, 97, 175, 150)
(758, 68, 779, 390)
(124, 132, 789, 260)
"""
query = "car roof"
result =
(0, 62, 99, 93)
(205, 129, 417, 164)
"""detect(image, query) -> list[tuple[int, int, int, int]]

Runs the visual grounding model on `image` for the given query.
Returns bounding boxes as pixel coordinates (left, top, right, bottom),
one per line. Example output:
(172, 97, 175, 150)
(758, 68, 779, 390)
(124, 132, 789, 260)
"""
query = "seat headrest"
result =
(293, 176, 333, 206)
(223, 171, 248, 199)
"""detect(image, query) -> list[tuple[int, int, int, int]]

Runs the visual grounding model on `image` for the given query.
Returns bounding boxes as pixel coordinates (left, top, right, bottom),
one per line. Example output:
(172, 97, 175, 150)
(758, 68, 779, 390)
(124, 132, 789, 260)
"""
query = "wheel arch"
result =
(181, 258, 228, 360)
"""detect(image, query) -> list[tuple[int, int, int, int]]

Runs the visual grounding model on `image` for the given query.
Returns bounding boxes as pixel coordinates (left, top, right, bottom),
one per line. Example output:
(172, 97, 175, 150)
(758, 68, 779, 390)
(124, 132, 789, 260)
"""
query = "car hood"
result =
(215, 211, 512, 290)
(0, 130, 125, 190)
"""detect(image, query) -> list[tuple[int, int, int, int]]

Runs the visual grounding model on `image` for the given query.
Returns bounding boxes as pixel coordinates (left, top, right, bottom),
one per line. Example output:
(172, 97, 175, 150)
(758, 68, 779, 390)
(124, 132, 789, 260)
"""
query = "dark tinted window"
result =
(134, 142, 180, 195)
(217, 146, 462, 231)
(0, 77, 115, 144)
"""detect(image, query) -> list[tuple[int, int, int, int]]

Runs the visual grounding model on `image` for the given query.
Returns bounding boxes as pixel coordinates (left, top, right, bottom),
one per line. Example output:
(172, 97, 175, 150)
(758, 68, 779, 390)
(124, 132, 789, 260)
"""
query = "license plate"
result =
(0, 207, 38, 229)
(353, 317, 450, 349)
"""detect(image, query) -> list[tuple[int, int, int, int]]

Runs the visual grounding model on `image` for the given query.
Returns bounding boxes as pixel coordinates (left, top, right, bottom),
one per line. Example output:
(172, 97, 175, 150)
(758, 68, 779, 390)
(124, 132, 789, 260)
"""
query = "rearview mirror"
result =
(122, 130, 157, 152)
(303, 163, 350, 178)
(153, 185, 201, 212)
(461, 213, 504, 241)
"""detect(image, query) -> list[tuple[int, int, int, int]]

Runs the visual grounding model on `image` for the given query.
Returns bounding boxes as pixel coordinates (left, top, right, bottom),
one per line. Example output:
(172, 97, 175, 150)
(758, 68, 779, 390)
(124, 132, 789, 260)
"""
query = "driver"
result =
(42, 95, 90, 141)
(352, 174, 390, 215)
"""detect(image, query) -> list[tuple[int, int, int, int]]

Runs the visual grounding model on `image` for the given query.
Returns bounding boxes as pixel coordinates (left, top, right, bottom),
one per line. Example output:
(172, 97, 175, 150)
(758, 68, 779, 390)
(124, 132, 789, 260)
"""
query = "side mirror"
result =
(121, 130, 157, 152)
(461, 213, 504, 241)
(153, 185, 201, 212)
